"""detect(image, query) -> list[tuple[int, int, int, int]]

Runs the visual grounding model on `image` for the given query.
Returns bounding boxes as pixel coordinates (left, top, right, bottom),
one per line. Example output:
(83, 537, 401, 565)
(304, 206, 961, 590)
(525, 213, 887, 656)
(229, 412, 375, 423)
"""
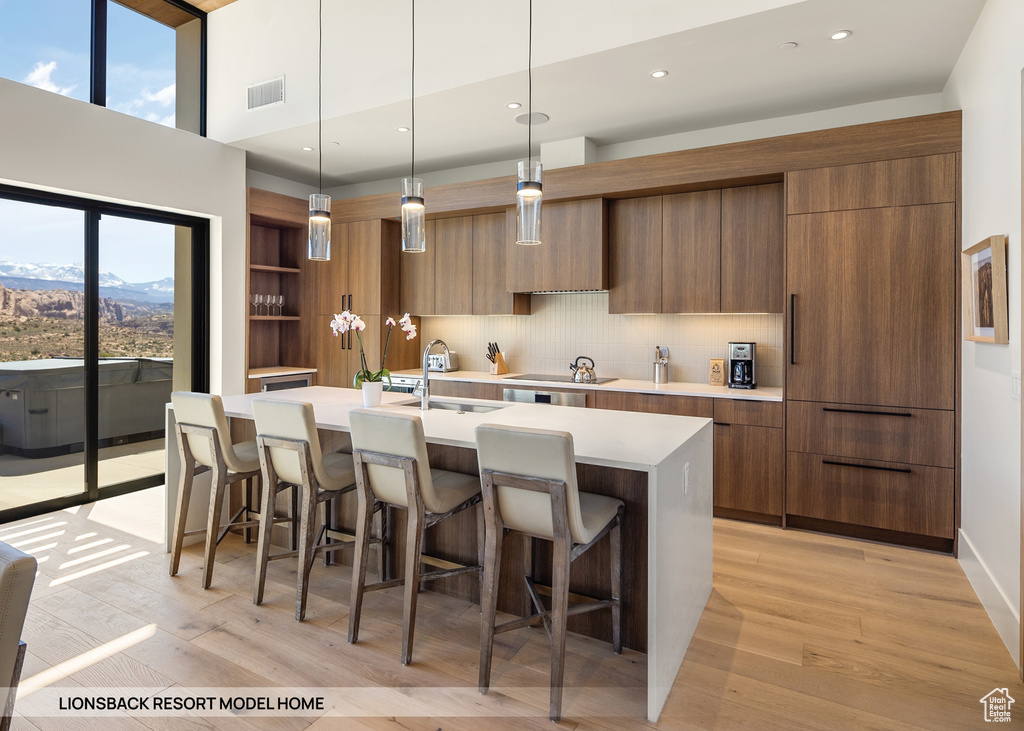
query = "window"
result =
(0, 0, 205, 134)
(0, 0, 91, 103)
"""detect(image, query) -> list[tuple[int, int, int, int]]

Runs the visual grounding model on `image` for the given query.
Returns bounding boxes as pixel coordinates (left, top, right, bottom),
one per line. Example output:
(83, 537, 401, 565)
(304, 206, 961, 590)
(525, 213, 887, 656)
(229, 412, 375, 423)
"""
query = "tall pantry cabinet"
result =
(784, 154, 959, 550)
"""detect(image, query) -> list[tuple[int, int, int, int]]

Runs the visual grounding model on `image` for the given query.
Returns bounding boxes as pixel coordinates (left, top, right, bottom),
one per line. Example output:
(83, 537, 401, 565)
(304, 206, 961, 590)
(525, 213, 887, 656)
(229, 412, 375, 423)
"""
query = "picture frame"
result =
(962, 235, 1008, 344)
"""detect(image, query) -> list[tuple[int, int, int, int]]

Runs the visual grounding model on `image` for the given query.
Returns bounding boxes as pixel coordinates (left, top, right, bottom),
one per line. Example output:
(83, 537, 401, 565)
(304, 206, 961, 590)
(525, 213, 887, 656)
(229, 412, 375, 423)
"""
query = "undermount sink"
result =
(396, 398, 507, 414)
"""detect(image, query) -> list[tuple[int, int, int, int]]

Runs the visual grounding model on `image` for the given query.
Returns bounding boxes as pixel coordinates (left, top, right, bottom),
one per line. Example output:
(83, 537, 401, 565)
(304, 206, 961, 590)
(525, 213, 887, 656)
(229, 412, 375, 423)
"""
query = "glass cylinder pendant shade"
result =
(308, 193, 331, 261)
(401, 177, 426, 253)
(516, 159, 542, 245)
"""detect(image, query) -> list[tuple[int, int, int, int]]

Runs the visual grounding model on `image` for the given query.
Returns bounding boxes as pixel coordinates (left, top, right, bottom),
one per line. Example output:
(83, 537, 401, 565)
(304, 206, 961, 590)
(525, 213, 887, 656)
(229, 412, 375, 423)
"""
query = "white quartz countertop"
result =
(392, 369, 783, 402)
(220, 386, 710, 472)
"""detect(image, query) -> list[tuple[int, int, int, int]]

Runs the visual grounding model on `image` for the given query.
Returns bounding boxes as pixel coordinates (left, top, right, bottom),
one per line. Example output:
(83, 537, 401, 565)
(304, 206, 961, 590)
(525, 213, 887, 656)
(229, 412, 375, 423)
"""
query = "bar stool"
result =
(252, 398, 360, 621)
(475, 423, 624, 722)
(169, 391, 263, 589)
(347, 408, 483, 666)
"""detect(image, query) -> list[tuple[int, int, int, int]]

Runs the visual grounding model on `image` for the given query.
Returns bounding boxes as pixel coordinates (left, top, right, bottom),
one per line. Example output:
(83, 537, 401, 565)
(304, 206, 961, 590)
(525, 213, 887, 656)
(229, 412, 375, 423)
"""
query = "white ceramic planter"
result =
(361, 381, 383, 408)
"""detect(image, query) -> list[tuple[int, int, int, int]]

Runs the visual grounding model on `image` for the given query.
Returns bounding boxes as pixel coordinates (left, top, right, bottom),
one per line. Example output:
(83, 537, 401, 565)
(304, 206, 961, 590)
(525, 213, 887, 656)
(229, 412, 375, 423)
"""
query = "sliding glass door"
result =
(0, 186, 208, 521)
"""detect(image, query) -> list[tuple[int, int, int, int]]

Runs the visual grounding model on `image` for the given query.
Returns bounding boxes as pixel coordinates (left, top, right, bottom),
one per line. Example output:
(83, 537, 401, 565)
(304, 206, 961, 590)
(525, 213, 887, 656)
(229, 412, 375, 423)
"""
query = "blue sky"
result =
(0, 0, 177, 282)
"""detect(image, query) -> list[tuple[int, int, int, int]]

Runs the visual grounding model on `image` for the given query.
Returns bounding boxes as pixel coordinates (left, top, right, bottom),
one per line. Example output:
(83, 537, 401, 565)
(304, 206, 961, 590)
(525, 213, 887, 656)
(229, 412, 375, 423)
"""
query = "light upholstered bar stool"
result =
(347, 408, 482, 666)
(475, 423, 624, 723)
(252, 398, 360, 621)
(169, 391, 264, 589)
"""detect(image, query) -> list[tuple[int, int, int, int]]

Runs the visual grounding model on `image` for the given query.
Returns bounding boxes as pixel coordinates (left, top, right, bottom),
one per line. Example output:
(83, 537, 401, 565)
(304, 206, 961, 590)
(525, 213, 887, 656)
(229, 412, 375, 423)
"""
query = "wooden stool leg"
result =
(610, 512, 623, 654)
(475, 502, 485, 611)
(202, 464, 227, 590)
(549, 535, 572, 722)
(295, 486, 319, 621)
(253, 478, 278, 605)
(168, 457, 195, 577)
(401, 505, 424, 665)
(478, 517, 503, 694)
(348, 493, 375, 644)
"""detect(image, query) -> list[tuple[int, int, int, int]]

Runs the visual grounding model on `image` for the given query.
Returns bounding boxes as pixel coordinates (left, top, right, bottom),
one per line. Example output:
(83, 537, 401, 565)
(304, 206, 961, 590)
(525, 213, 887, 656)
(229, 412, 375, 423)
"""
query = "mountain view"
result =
(0, 262, 173, 362)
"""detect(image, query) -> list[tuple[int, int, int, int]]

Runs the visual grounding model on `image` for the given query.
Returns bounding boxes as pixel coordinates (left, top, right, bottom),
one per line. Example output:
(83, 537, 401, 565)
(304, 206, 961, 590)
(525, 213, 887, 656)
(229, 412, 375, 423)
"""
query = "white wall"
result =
(0, 78, 248, 396)
(943, 0, 1022, 668)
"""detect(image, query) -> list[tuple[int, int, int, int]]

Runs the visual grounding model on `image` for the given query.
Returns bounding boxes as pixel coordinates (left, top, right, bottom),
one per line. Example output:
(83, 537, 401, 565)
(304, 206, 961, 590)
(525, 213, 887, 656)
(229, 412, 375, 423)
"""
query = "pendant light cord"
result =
(411, 0, 416, 180)
(528, 0, 533, 164)
(318, 0, 323, 195)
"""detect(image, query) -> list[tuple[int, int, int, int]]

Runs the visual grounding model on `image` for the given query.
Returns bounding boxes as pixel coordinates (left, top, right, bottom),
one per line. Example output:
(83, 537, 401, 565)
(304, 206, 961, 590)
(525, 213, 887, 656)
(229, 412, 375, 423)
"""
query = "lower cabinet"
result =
(713, 422, 784, 524)
(712, 399, 784, 524)
(429, 380, 504, 401)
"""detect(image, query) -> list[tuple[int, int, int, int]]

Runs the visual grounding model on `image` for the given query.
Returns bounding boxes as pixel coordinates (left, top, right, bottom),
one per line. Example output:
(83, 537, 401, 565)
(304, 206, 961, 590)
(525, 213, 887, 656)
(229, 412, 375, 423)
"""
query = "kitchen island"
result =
(164, 386, 712, 722)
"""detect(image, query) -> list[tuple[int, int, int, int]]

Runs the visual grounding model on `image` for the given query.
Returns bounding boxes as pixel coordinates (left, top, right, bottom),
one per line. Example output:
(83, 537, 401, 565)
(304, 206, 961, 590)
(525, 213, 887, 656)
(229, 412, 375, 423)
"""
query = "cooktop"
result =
(503, 373, 618, 385)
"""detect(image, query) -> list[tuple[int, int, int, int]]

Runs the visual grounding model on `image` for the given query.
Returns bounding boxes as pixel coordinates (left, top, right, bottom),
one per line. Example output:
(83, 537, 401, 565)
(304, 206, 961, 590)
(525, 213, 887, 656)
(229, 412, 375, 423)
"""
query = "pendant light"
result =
(401, 0, 425, 253)
(516, 0, 541, 246)
(308, 0, 331, 261)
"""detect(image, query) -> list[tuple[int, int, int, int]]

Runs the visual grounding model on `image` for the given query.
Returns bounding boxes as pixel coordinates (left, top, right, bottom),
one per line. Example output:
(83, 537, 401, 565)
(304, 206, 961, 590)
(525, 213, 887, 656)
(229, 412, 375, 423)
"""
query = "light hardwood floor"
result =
(4, 486, 1021, 730)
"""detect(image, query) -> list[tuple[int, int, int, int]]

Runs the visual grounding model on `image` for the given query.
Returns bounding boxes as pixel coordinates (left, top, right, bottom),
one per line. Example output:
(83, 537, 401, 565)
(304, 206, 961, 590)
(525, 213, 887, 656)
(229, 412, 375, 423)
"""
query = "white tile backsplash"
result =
(419, 292, 783, 387)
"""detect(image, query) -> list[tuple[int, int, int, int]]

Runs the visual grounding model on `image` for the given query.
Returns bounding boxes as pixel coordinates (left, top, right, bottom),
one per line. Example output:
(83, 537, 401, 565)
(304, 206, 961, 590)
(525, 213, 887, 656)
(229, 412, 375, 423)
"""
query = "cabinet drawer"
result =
(787, 401, 954, 468)
(787, 154, 955, 214)
(714, 398, 782, 428)
(786, 451, 954, 539)
(596, 391, 713, 418)
(430, 381, 504, 401)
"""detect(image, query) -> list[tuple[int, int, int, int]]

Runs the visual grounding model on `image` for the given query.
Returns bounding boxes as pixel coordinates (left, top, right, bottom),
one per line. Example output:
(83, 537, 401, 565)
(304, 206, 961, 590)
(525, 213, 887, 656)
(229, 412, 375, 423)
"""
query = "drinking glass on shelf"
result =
(277, 295, 285, 316)
(255, 294, 265, 316)
(251, 292, 259, 316)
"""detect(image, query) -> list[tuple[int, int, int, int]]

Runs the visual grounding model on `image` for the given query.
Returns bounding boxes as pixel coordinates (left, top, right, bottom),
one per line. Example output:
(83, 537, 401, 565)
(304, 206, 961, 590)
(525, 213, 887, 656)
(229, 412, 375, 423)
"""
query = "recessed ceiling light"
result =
(830, 30, 852, 40)
(301, 146, 314, 151)
(514, 112, 549, 126)
(650, 70, 669, 78)
(396, 126, 410, 133)
(779, 41, 798, 50)
(507, 102, 521, 109)
(328, 141, 340, 146)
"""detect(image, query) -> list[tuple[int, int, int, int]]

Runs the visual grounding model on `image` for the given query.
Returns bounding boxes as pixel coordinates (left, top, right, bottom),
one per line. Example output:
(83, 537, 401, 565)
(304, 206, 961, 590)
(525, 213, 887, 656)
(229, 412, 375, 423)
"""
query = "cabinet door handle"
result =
(822, 407, 912, 418)
(822, 459, 911, 474)
(713, 422, 731, 427)
(789, 293, 796, 365)
(347, 294, 353, 350)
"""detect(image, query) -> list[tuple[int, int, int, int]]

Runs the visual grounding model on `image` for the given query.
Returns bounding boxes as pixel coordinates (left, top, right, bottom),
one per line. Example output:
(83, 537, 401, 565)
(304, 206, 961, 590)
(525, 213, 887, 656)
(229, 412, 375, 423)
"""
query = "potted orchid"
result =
(330, 311, 417, 407)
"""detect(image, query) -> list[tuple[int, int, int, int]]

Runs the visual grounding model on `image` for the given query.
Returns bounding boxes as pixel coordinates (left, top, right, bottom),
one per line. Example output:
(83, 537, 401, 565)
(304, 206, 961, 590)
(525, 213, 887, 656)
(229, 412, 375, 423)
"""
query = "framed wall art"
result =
(962, 235, 1008, 344)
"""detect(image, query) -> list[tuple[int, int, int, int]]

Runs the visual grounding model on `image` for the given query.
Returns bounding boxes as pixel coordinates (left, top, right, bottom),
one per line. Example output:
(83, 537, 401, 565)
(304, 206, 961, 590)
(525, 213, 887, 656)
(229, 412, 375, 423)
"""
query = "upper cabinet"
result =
(506, 198, 607, 293)
(787, 154, 956, 214)
(608, 183, 783, 314)
(721, 184, 784, 313)
(399, 213, 530, 316)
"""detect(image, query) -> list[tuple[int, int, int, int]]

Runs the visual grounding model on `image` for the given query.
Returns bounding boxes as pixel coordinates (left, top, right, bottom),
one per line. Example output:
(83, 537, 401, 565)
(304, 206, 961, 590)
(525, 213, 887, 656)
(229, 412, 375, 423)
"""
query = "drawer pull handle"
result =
(27, 408, 48, 415)
(822, 407, 912, 418)
(713, 422, 731, 427)
(822, 459, 911, 474)
(789, 293, 796, 365)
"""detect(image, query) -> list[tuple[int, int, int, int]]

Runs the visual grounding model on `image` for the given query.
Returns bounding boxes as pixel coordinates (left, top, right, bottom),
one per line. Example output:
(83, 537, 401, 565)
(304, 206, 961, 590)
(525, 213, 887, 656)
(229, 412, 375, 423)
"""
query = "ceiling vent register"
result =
(247, 76, 285, 110)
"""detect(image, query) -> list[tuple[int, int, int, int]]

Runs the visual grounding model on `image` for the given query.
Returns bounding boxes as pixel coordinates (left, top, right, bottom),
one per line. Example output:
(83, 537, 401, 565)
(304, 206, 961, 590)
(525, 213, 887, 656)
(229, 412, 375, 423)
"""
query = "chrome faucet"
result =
(421, 339, 450, 410)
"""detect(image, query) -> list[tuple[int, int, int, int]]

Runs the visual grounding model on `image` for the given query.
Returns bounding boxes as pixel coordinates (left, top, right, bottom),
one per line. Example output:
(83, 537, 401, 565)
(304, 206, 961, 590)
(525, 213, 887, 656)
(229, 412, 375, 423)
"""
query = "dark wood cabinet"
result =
(714, 423, 783, 523)
(608, 196, 662, 314)
(472, 212, 531, 316)
(595, 390, 713, 418)
(721, 184, 784, 313)
(787, 154, 956, 214)
(429, 380, 504, 401)
(434, 217, 474, 315)
(399, 220, 435, 316)
(506, 198, 607, 293)
(787, 204, 955, 410)
(662, 190, 721, 313)
(608, 185, 782, 314)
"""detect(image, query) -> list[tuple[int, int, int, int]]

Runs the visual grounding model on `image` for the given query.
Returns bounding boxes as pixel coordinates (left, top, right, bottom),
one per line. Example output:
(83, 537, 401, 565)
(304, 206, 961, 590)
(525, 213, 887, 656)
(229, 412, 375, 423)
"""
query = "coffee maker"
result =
(727, 342, 756, 389)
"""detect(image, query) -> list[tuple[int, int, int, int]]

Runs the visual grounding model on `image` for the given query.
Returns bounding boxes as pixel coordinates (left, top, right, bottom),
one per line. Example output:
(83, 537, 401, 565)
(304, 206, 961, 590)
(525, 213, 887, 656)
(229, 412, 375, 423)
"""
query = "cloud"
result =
(143, 83, 175, 107)
(23, 61, 76, 96)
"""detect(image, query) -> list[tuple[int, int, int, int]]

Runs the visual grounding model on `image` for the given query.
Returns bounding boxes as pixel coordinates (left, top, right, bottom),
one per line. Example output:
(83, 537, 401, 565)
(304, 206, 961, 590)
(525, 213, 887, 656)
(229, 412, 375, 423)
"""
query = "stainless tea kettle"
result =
(569, 356, 597, 384)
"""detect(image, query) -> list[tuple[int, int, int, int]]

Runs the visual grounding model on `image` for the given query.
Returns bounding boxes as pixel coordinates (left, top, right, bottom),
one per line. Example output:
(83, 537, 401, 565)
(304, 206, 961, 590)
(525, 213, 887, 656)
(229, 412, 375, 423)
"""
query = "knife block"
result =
(489, 352, 509, 375)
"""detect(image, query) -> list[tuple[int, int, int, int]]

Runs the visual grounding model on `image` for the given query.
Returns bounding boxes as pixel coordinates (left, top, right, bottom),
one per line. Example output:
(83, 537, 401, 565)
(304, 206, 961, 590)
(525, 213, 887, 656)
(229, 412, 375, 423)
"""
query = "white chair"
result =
(347, 408, 482, 665)
(475, 423, 624, 722)
(252, 398, 358, 621)
(0, 541, 36, 731)
(169, 391, 263, 589)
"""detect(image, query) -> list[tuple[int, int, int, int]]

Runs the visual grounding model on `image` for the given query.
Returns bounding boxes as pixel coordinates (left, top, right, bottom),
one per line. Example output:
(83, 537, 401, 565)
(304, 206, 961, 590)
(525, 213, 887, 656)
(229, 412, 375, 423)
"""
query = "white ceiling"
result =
(207, 0, 984, 188)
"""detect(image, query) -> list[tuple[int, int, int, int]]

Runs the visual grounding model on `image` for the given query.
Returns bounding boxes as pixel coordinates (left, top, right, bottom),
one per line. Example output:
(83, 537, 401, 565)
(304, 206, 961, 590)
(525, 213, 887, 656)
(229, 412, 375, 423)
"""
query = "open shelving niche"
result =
(246, 190, 317, 393)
